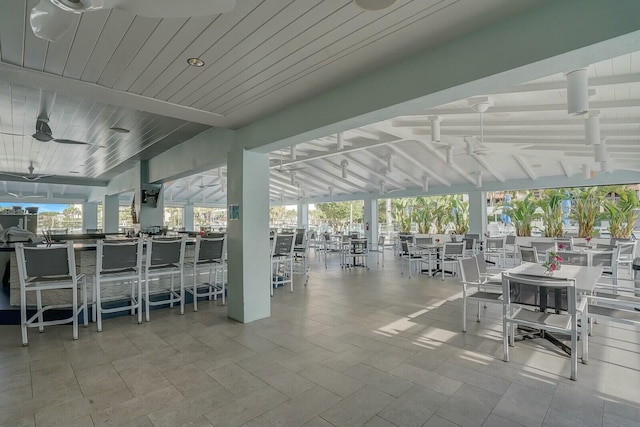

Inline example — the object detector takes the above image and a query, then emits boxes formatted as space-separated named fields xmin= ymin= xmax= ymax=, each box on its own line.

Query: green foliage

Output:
xmin=603 ymin=187 xmax=640 ymax=238
xmin=449 ymin=196 xmax=469 ymax=235
xmin=392 ymin=198 xmax=414 ymax=233
xmin=569 ymin=186 xmax=605 ymax=238
xmin=431 ymin=196 xmax=453 ymax=234
xmin=535 ymin=189 xmax=564 ymax=237
xmin=315 ymin=201 xmax=363 ymax=231
xmin=501 ymin=193 xmax=537 ymax=236
xmin=413 ymin=197 xmax=434 ymax=233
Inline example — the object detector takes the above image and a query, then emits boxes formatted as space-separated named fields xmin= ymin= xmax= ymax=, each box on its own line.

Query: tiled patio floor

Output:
xmin=0 ymin=251 xmax=638 ymax=427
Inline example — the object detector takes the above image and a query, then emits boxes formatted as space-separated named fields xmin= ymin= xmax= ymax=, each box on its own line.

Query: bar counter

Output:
xmin=2 ymin=238 xmax=198 ymax=307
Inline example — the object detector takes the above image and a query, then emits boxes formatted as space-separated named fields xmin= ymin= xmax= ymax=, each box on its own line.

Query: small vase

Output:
xmin=544 ymin=269 xmax=554 ymax=276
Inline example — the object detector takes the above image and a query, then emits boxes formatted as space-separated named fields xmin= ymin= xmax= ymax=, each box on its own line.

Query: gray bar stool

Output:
xmin=16 ymin=241 xmax=88 ymax=346
xmin=94 ymin=238 xmax=144 ymax=331
xmin=144 ymin=236 xmax=186 ymax=321
xmin=186 ymin=234 xmax=226 ymax=311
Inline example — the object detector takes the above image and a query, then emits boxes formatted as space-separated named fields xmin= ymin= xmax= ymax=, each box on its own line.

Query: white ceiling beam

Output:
xmin=410 ymin=99 xmax=640 ymax=118
xmin=385 ymin=145 xmax=451 ymax=187
xmin=560 ymin=161 xmax=572 ymax=177
xmin=470 ymin=154 xmax=505 ymax=183
xmin=393 ymin=117 xmax=640 ymax=128
xmin=494 ymin=72 xmax=640 ymax=95
xmin=414 ymin=128 xmax=640 ymax=138
xmin=342 ymin=153 xmax=407 ymax=189
xmin=317 ymin=159 xmax=372 ymax=193
xmin=270 ymin=138 xmax=398 ymax=169
xmin=514 ymin=155 xmax=538 ymax=180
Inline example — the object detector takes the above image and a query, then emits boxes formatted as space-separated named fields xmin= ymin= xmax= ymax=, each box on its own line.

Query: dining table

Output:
xmin=500 ymin=262 xmax=604 ymax=355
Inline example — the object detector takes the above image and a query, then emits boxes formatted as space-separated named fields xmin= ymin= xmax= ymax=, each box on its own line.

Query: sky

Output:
xmin=0 ymin=203 xmax=72 ymax=213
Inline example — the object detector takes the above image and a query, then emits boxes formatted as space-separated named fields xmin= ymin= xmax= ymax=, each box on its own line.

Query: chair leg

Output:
xmin=570 ymin=326 xmax=577 ymax=381
xmin=582 ymin=309 xmax=589 ymax=365
xmin=36 ymin=290 xmax=44 ymax=332
xmin=179 ymin=270 xmax=185 ymax=315
xmin=82 ymin=277 xmax=88 ymax=327
xmin=96 ymin=278 xmax=102 ymax=332
xmin=193 ymin=268 xmax=199 ymax=312
xmin=145 ymin=278 xmax=150 ymax=322
xmin=20 ymin=285 xmax=28 ymax=346
xmin=72 ymin=280 xmax=78 ymax=340
xmin=136 ymin=276 xmax=142 ymax=324
xmin=462 ymin=290 xmax=467 ymax=333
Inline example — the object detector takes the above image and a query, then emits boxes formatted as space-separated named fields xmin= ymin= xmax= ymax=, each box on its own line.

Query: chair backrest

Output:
xmin=474 ymin=253 xmax=488 ymax=275
xmin=616 ymin=241 xmax=636 ymax=258
xmin=596 ymin=243 xmax=616 ymax=250
xmin=97 ymin=238 xmax=143 ymax=273
xmin=399 ymin=234 xmax=414 ymax=243
xmin=463 ymin=238 xmax=476 ymax=251
xmin=519 ymin=246 xmax=539 ymax=263
xmin=295 ymin=229 xmax=306 ymax=245
xmin=16 ymin=242 xmax=75 ymax=280
xmin=147 ymin=236 xmax=186 ymax=268
xmin=400 ymin=240 xmax=411 ymax=255
xmin=465 ymin=233 xmax=480 ymax=243
xmin=556 ymin=250 xmax=588 ymax=266
xmin=554 ymin=238 xmax=573 ymax=251
xmin=458 ymin=257 xmax=481 ymax=284
xmin=502 ymin=272 xmax=575 ymax=313
xmin=590 ymin=249 xmax=616 ymax=268
xmin=530 ymin=240 xmax=555 ymax=254
xmin=377 ymin=235 xmax=385 ymax=247
xmin=415 ymin=237 xmax=432 ymax=246
xmin=505 ymin=235 xmax=516 ymax=245
xmin=443 ymin=242 xmax=464 ymax=256
xmin=610 ymin=238 xmax=631 ymax=247
xmin=273 ymin=233 xmax=295 ymax=257
xmin=195 ymin=235 xmax=225 ymax=263
xmin=485 ymin=236 xmax=505 ymax=250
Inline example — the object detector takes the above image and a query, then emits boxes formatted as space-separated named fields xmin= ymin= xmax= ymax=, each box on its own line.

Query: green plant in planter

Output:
xmin=569 ymin=186 xmax=604 ymax=238
xmin=536 ymin=189 xmax=564 ymax=237
xmin=431 ymin=196 xmax=453 ymax=234
xmin=500 ymin=192 xmax=537 ymax=237
xmin=392 ymin=198 xmax=414 ymax=234
xmin=449 ymin=196 xmax=469 ymax=235
xmin=603 ymin=187 xmax=640 ymax=238
xmin=413 ymin=197 xmax=435 ymax=234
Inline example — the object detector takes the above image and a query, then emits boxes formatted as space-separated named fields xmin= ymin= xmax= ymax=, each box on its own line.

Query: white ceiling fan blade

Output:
xmin=7 ymin=192 xmax=19 ymax=198
xmin=103 ymin=0 xmax=236 ymax=18
xmin=30 ymin=0 xmax=78 ymax=42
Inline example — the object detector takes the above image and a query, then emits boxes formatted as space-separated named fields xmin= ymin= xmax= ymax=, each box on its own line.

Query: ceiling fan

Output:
xmin=0 ymin=117 xmax=91 ymax=145
xmin=0 ymin=162 xmax=53 ymax=182
xmin=196 ymin=177 xmax=223 ymax=189
xmin=31 ymin=0 xmax=237 ymax=42
xmin=6 ymin=191 xmax=44 ymax=200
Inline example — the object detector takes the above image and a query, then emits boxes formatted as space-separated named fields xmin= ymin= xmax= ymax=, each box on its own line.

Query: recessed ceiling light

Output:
xmin=531 ymin=164 xmax=542 ymax=168
xmin=353 ymin=0 xmax=396 ymax=10
xmin=69 ymin=171 xmax=80 ymax=174
xmin=187 ymin=57 xmax=205 ymax=67
xmin=110 ymin=127 xmax=129 ymax=133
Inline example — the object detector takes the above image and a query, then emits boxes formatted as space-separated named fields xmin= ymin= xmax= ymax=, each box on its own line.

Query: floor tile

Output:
xmin=262 ymin=386 xmax=341 ymax=427
xmin=378 ymin=385 xmax=448 ymax=427
xmin=299 ymin=363 xmax=365 ymax=397
xmin=435 ymin=384 xmax=501 ymax=427
xmin=321 ymin=386 xmax=395 ymax=427
xmin=343 ymin=363 xmax=413 ymax=397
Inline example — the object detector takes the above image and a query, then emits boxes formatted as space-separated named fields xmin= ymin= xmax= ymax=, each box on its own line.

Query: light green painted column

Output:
xmin=363 ymin=198 xmax=378 ymax=243
xmin=82 ymin=202 xmax=98 ymax=232
xmin=138 ymin=161 xmax=164 ymax=230
xmin=184 ymin=203 xmax=194 ymax=231
xmin=469 ymin=191 xmax=487 ymax=237
xmin=297 ymin=202 xmax=308 ymax=229
xmin=226 ymin=147 xmax=270 ymax=323
xmin=103 ymin=195 xmax=119 ymax=233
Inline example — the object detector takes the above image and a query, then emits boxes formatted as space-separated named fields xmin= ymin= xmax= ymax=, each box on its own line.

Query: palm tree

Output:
xmin=603 ymin=187 xmax=640 ymax=238
xmin=569 ymin=186 xmax=604 ymax=238
xmin=501 ymin=192 xmax=537 ymax=236
xmin=536 ymin=189 xmax=564 ymax=237
xmin=449 ymin=196 xmax=469 ymax=235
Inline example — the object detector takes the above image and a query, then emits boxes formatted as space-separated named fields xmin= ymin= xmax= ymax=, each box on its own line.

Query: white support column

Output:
xmin=82 ymin=202 xmax=98 ymax=232
xmin=226 ymin=147 xmax=270 ymax=323
xmin=184 ymin=203 xmax=194 ymax=231
xmin=103 ymin=195 xmax=119 ymax=233
xmin=297 ymin=202 xmax=308 ymax=229
xmin=468 ymin=191 xmax=487 ymax=237
xmin=363 ymin=198 xmax=378 ymax=243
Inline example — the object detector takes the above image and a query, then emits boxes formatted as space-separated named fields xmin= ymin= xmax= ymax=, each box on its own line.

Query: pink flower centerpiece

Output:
xmin=544 ymin=252 xmax=563 ymax=275
xmin=435 ymin=238 xmax=440 ymax=243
